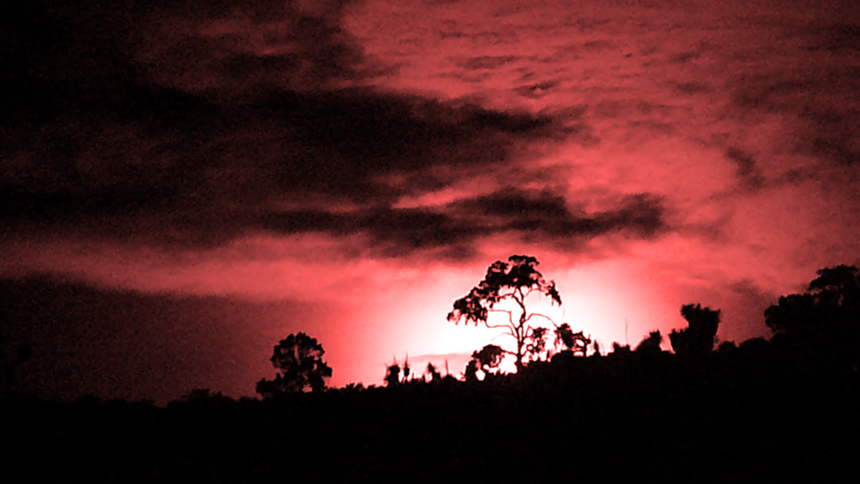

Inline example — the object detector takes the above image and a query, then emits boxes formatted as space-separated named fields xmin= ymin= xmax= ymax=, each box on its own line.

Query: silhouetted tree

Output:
xmin=425 ymin=362 xmax=441 ymax=382
xmin=256 ymin=332 xmax=332 ymax=397
xmin=766 ymin=265 xmax=859 ymax=335
xmin=591 ymin=340 xmax=601 ymax=357
xmin=554 ymin=323 xmax=591 ymax=356
xmin=525 ymin=327 xmax=549 ymax=362
xmin=384 ymin=356 xmax=412 ymax=386
xmin=634 ymin=331 xmax=663 ymax=355
xmin=448 ymin=255 xmax=563 ymax=371
xmin=464 ymin=359 xmax=480 ymax=382
xmin=384 ymin=362 xmax=401 ymax=387
xmin=472 ymin=344 xmax=505 ymax=372
xmin=765 ymin=265 xmax=860 ymax=366
xmin=460 ymin=344 xmax=506 ymax=382
xmin=670 ymin=304 xmax=720 ymax=357
xmin=611 ymin=342 xmax=632 ymax=356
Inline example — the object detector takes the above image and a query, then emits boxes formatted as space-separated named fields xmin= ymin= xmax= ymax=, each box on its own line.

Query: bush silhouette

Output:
xmin=669 ymin=304 xmax=720 ymax=357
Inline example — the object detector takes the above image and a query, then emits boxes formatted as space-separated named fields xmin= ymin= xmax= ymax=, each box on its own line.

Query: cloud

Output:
xmin=257 ymin=187 xmax=665 ymax=259
xmin=1 ymin=0 xmax=575 ymax=254
xmin=1 ymin=85 xmax=568 ymax=249
xmin=725 ymin=146 xmax=764 ymax=190
xmin=461 ymin=188 xmax=665 ymax=238
xmin=136 ymin=0 xmax=373 ymax=95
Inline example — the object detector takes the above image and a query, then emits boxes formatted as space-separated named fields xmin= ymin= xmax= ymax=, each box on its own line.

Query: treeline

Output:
xmin=3 ymin=342 xmax=856 ymax=482
xmin=1 ymin=265 xmax=858 ymax=481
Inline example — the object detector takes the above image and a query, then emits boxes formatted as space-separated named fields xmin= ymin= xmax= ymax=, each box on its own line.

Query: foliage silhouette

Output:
xmin=634 ymin=330 xmax=663 ymax=355
xmin=473 ymin=344 xmax=505 ymax=371
xmin=384 ymin=362 xmax=401 ymax=387
xmin=425 ymin=362 xmax=442 ymax=382
xmin=765 ymin=265 xmax=860 ymax=368
xmin=384 ymin=356 xmax=412 ymax=386
xmin=448 ymin=255 xmax=563 ymax=370
xmin=525 ymin=327 xmax=549 ymax=362
xmin=669 ymin=304 xmax=720 ymax=357
xmin=554 ymin=323 xmax=591 ymax=356
xmin=256 ymin=332 xmax=332 ymax=397
xmin=611 ymin=342 xmax=632 ymax=357
xmin=766 ymin=265 xmax=859 ymax=335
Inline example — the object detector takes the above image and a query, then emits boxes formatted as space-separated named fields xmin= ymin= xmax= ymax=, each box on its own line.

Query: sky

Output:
xmin=1 ymin=0 xmax=858 ymax=404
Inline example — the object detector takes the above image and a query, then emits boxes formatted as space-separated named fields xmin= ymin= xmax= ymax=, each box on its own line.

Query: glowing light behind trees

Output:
xmin=1 ymin=0 xmax=857 ymax=401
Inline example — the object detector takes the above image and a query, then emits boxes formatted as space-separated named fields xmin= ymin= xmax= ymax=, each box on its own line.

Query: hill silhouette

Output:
xmin=2 ymin=265 xmax=859 ymax=481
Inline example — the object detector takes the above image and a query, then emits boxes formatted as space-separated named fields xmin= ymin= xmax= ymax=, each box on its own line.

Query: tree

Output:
xmin=384 ymin=356 xmax=411 ymax=387
xmin=464 ymin=344 xmax=506 ymax=382
xmin=525 ymin=327 xmax=549 ymax=362
xmin=766 ymin=265 xmax=860 ymax=337
xmin=554 ymin=323 xmax=591 ymax=356
xmin=669 ymin=304 xmax=720 ymax=357
xmin=448 ymin=255 xmax=563 ymax=371
xmin=472 ymin=344 xmax=505 ymax=372
xmin=256 ymin=332 xmax=332 ymax=397
xmin=634 ymin=330 xmax=663 ymax=355
xmin=384 ymin=362 xmax=401 ymax=387
xmin=765 ymin=265 xmax=860 ymax=366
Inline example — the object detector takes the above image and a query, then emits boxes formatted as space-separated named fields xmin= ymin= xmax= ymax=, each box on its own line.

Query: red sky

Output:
xmin=1 ymin=0 xmax=858 ymax=403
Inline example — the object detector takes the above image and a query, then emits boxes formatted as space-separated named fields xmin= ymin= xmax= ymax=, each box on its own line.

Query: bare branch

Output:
xmin=523 ymin=312 xmax=558 ymax=326
xmin=447 ymin=254 xmax=566 ymax=372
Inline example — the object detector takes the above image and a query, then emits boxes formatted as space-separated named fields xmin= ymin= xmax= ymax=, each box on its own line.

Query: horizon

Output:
xmin=1 ymin=0 xmax=858 ymax=404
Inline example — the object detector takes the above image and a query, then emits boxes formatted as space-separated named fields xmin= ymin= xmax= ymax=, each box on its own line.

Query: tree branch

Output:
xmin=523 ymin=312 xmax=558 ymax=326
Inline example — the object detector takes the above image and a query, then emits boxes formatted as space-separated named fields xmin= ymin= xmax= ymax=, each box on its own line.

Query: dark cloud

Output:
xmin=0 ymin=0 xmax=370 ymax=121
xmin=806 ymin=23 xmax=860 ymax=53
xmin=725 ymin=146 xmax=764 ymax=189
xmin=0 ymin=0 xmax=655 ymax=260
xmin=800 ymin=108 xmax=860 ymax=166
xmin=672 ymin=82 xmax=710 ymax=95
xmin=728 ymin=30 xmax=859 ymax=169
xmin=2 ymin=0 xmax=577 ymax=250
xmin=458 ymin=188 xmax=665 ymax=240
xmin=514 ymin=80 xmax=560 ymax=99
xmin=259 ymin=188 xmax=665 ymax=256
xmin=261 ymin=207 xmax=483 ymax=254
xmin=137 ymin=0 xmax=372 ymax=96
xmin=462 ymin=56 xmax=519 ymax=70
xmin=2 ymin=85 xmax=565 ymax=250
xmin=0 ymin=0 xmax=144 ymax=126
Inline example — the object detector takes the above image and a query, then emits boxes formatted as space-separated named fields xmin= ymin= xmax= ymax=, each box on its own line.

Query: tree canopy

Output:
xmin=669 ymin=304 xmax=720 ymax=357
xmin=447 ymin=255 xmax=564 ymax=371
xmin=766 ymin=265 xmax=860 ymax=336
xmin=765 ymin=265 xmax=860 ymax=367
xmin=256 ymin=332 xmax=332 ymax=397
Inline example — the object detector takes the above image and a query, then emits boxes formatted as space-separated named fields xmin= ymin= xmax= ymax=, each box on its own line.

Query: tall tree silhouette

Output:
xmin=448 ymin=255 xmax=563 ymax=371
xmin=669 ymin=304 xmax=720 ymax=357
xmin=256 ymin=333 xmax=332 ymax=397
xmin=765 ymin=265 xmax=860 ymax=366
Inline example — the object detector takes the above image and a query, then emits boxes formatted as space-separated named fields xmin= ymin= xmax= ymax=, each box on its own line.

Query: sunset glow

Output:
xmin=1 ymin=0 xmax=858 ymax=403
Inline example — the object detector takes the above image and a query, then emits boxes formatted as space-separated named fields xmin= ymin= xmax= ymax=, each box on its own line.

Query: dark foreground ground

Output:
xmin=2 ymin=353 xmax=858 ymax=483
